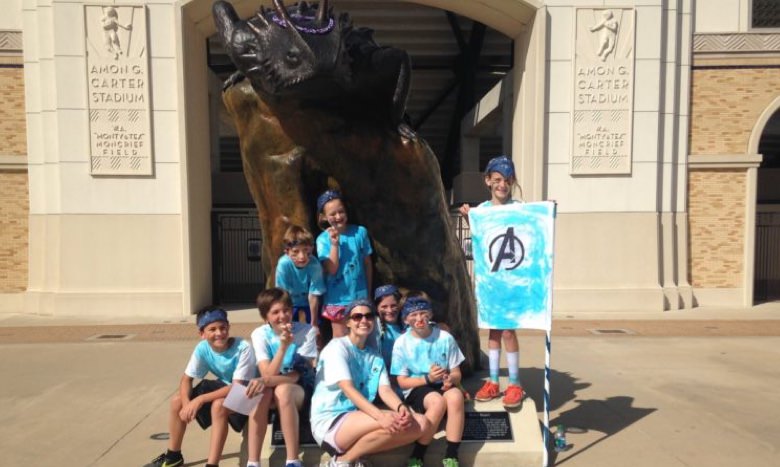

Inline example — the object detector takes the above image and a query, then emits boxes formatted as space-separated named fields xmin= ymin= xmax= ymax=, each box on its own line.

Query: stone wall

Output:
xmin=0 ymin=44 xmax=29 ymax=293
xmin=690 ymin=66 xmax=780 ymax=154
xmin=0 ymin=172 xmax=29 ymax=292
xmin=687 ymin=169 xmax=745 ymax=288
xmin=0 ymin=65 xmax=26 ymax=155
xmin=687 ymin=59 xmax=780 ymax=291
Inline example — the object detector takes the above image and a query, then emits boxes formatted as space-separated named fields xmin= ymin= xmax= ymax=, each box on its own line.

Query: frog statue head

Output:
xmin=213 ymin=0 xmax=352 ymax=98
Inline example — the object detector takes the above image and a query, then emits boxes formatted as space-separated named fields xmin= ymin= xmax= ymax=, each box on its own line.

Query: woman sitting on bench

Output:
xmin=309 ymin=299 xmax=430 ymax=467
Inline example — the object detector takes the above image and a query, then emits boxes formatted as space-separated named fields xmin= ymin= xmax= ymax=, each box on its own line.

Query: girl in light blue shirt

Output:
xmin=310 ymin=300 xmax=428 ymax=466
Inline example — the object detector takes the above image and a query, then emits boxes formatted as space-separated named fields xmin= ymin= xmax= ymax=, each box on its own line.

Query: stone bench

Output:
xmin=251 ymin=389 xmax=543 ymax=467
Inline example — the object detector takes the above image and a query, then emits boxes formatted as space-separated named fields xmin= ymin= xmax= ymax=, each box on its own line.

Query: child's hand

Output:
xmin=458 ymin=203 xmax=470 ymax=217
xmin=327 ymin=227 xmax=339 ymax=245
xmin=245 ymin=377 xmax=266 ymax=397
xmin=394 ymin=407 xmax=413 ymax=431
xmin=377 ymin=411 xmax=399 ymax=433
xmin=429 ymin=364 xmax=448 ymax=383
xmin=441 ymin=373 xmax=454 ymax=391
xmin=179 ymin=398 xmax=202 ymax=423
xmin=279 ymin=323 xmax=293 ymax=345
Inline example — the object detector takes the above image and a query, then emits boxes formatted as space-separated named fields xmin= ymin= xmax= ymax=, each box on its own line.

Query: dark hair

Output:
xmin=256 ymin=288 xmax=293 ymax=320
xmin=374 ymin=286 xmax=402 ymax=335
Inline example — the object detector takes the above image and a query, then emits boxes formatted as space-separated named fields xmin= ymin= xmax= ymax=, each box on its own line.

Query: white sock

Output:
xmin=507 ymin=351 xmax=520 ymax=385
xmin=489 ymin=348 xmax=500 ymax=382
xmin=246 ymin=462 xmax=259 ymax=467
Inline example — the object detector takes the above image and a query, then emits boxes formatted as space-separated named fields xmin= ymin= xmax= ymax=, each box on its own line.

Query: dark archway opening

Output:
xmin=755 ymin=110 xmax=780 ymax=303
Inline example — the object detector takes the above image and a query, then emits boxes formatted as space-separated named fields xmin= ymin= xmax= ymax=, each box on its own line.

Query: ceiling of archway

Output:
xmin=200 ymin=0 xmax=523 ymax=184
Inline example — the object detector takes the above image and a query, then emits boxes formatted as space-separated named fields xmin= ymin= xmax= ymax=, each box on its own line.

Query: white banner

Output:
xmin=469 ymin=202 xmax=556 ymax=331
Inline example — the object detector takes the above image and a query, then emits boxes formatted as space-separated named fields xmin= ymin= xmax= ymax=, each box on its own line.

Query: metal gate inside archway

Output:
xmin=212 ymin=210 xmax=265 ymax=304
xmin=754 ymin=110 xmax=780 ymax=303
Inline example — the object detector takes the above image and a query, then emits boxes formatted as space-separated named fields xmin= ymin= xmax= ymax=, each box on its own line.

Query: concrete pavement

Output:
xmin=1 ymin=304 xmax=780 ymax=466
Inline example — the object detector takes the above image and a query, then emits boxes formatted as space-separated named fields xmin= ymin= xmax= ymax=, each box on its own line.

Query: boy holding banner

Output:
xmin=459 ymin=155 xmax=525 ymax=408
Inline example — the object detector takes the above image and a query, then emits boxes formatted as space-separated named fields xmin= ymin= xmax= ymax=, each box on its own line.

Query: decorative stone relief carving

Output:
xmin=84 ymin=5 xmax=153 ymax=176
xmin=0 ymin=31 xmax=23 ymax=53
xmin=693 ymin=33 xmax=780 ymax=53
xmin=571 ymin=8 xmax=635 ymax=175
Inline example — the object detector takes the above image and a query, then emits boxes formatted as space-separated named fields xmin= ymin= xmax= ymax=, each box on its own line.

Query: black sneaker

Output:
xmin=145 ymin=452 xmax=183 ymax=467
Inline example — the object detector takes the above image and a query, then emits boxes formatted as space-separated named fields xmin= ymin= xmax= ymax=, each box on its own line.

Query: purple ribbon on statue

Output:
xmin=270 ymin=12 xmax=335 ymax=35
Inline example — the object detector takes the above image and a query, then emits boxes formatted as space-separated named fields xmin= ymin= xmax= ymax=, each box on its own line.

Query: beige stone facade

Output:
xmin=0 ymin=172 xmax=28 ymax=292
xmin=690 ymin=66 xmax=780 ymax=155
xmin=687 ymin=53 xmax=780 ymax=300
xmin=687 ymin=169 xmax=745 ymax=288
xmin=0 ymin=66 xmax=26 ymax=155
xmin=0 ymin=1 xmax=778 ymax=317
xmin=0 ymin=51 xmax=28 ymax=294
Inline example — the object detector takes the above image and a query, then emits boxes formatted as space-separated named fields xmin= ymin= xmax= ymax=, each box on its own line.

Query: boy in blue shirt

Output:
xmin=275 ymin=225 xmax=326 ymax=329
xmin=146 ymin=307 xmax=256 ymax=467
xmin=392 ymin=294 xmax=466 ymax=467
xmin=245 ymin=288 xmax=318 ymax=467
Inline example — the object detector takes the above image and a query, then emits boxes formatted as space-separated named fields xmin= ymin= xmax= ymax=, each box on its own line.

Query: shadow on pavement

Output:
xmin=518 ymin=367 xmax=656 ymax=465
xmin=548 ymin=395 xmax=656 ymax=465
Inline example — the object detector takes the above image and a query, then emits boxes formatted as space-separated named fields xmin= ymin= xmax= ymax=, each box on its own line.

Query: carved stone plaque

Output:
xmin=571 ymin=8 xmax=635 ymax=175
xmin=84 ymin=5 xmax=153 ymax=176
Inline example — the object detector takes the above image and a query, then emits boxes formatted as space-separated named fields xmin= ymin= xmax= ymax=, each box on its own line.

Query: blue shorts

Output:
xmin=294 ymin=305 xmax=313 ymax=324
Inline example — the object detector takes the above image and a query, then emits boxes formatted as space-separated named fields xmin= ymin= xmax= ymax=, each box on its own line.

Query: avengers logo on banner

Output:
xmin=469 ymin=202 xmax=556 ymax=331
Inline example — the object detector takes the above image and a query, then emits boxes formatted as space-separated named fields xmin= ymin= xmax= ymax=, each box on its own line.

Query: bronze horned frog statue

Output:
xmin=213 ymin=0 xmax=479 ymax=372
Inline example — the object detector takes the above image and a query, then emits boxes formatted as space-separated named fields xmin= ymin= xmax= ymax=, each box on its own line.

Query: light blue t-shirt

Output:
xmin=390 ymin=327 xmax=465 ymax=397
xmin=316 ymin=224 xmax=372 ymax=305
xmin=378 ymin=322 xmax=405 ymax=371
xmin=275 ymin=254 xmax=326 ymax=308
xmin=310 ymin=336 xmax=389 ymax=445
xmin=478 ymin=199 xmax=519 ymax=208
xmin=184 ymin=338 xmax=256 ymax=385
xmin=250 ymin=322 xmax=318 ymax=373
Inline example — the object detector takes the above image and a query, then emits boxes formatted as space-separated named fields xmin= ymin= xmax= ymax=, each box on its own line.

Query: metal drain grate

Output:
xmin=86 ymin=334 xmax=135 ymax=341
xmin=588 ymin=328 xmax=634 ymax=335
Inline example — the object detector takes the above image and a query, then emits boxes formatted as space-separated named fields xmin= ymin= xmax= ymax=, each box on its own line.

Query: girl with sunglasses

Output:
xmin=310 ymin=300 xmax=429 ymax=467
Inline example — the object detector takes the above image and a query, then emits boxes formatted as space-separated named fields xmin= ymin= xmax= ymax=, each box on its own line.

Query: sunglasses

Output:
xmin=349 ymin=312 xmax=376 ymax=322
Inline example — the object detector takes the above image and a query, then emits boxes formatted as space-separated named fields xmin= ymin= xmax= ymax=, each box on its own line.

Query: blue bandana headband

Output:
xmin=401 ymin=297 xmax=432 ymax=319
xmin=374 ymin=284 xmax=399 ymax=301
xmin=317 ymin=189 xmax=342 ymax=213
xmin=346 ymin=299 xmax=374 ymax=315
xmin=197 ymin=308 xmax=228 ymax=330
xmin=485 ymin=155 xmax=515 ymax=179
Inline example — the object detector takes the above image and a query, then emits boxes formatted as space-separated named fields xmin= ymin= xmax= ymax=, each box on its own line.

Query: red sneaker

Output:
xmin=502 ymin=384 xmax=525 ymax=408
xmin=474 ymin=381 xmax=500 ymax=401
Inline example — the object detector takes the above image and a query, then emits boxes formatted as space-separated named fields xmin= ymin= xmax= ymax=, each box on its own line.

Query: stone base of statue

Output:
xmin=246 ymin=375 xmax=544 ymax=467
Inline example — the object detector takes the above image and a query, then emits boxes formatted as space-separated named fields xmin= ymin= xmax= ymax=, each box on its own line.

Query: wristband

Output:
xmin=424 ymin=374 xmax=431 ymax=385
xmin=396 ymin=402 xmax=406 ymax=412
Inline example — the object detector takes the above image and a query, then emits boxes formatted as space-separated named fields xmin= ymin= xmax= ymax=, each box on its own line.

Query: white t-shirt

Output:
xmin=184 ymin=337 xmax=256 ymax=385
xmin=390 ymin=327 xmax=465 ymax=397
xmin=309 ymin=336 xmax=389 ymax=445
xmin=250 ymin=322 xmax=318 ymax=373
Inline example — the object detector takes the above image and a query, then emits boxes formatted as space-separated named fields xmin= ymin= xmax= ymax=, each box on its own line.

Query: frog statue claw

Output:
xmin=213 ymin=0 xmax=479 ymax=373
